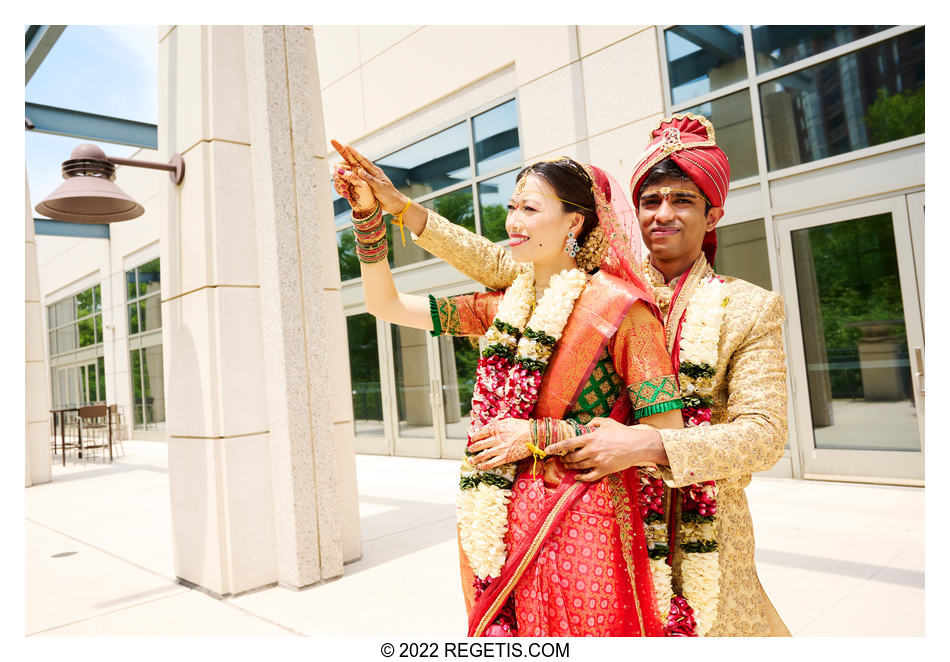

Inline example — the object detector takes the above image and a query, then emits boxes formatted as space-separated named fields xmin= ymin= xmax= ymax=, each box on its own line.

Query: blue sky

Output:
xmin=26 ymin=26 xmax=158 ymax=217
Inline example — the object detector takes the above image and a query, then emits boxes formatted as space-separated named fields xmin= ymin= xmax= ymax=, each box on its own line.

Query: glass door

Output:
xmin=778 ymin=196 xmax=924 ymax=483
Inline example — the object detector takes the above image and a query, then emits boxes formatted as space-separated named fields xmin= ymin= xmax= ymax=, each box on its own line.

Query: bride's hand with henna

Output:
xmin=331 ymin=139 xmax=408 ymax=215
xmin=467 ymin=418 xmax=532 ymax=470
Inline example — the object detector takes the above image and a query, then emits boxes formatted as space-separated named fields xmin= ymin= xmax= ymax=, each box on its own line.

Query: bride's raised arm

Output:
xmin=330 ymin=140 xmax=430 ymax=331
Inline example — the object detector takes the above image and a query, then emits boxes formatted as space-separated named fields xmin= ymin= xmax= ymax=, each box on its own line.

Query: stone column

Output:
xmin=26 ymin=169 xmax=52 ymax=487
xmin=243 ymin=25 xmax=361 ymax=586
xmin=158 ymin=25 xmax=360 ymax=597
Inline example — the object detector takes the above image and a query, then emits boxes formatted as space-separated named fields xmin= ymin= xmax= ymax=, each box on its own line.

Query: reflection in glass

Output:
xmin=79 ymin=364 xmax=89 ymax=405
xmin=791 ymin=213 xmax=918 ymax=451
xmin=752 ymin=25 xmax=893 ymax=73
xmin=141 ymin=296 xmax=162 ymax=333
xmin=127 ymin=270 xmax=138 ymax=301
xmin=138 ymin=258 xmax=161 ymax=297
xmin=128 ymin=302 xmax=139 ymax=335
xmin=477 ymin=170 xmax=518 ymax=243
xmin=95 ymin=314 xmax=102 ymax=344
xmin=78 ymin=318 xmax=95 ymax=347
xmin=682 ymin=90 xmax=757 ymax=181
xmin=666 ymin=25 xmax=746 ymax=104
xmin=392 ymin=325 xmax=433 ymax=439
xmin=130 ymin=349 xmax=143 ymax=425
xmin=143 ymin=345 xmax=165 ymax=427
xmin=53 ymin=299 xmax=73 ymax=328
xmin=760 ymin=29 xmax=923 ymax=170
xmin=439 ymin=335 xmax=478 ymax=443
xmin=474 ymin=100 xmax=521 ymax=175
xmin=94 ymin=284 xmax=101 ymax=312
xmin=378 ymin=122 xmax=471 ymax=197
xmin=97 ymin=356 xmax=106 ymax=402
xmin=714 ymin=220 xmax=772 ymax=290
xmin=337 ymin=227 xmax=361 ymax=281
xmin=347 ymin=314 xmax=384 ymax=437
xmin=76 ymin=288 xmax=93 ymax=318
xmin=57 ymin=326 xmax=76 ymax=353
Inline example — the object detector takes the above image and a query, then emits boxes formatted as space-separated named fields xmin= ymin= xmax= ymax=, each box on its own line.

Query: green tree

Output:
xmin=866 ymin=87 xmax=924 ymax=145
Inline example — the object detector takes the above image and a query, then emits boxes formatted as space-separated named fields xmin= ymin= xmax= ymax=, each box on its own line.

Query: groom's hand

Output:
xmin=546 ymin=418 xmax=666 ymax=482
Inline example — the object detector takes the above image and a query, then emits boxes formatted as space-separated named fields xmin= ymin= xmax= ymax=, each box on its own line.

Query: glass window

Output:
xmin=127 ymin=270 xmax=138 ymax=301
xmin=131 ymin=349 xmax=144 ymax=426
xmin=140 ymin=296 xmax=162 ymax=333
xmin=138 ymin=258 xmax=161 ymax=297
xmin=97 ymin=356 xmax=106 ymax=402
xmin=713 ymin=220 xmax=772 ymax=290
xmin=142 ymin=345 xmax=165 ymax=427
xmin=681 ymin=89 xmax=758 ymax=180
xmin=474 ymin=99 xmax=521 ymax=175
xmin=337 ymin=228 xmax=361 ymax=281
xmin=477 ymin=170 xmax=518 ymax=243
xmin=76 ymin=288 xmax=93 ymax=318
xmin=752 ymin=25 xmax=894 ymax=73
xmin=666 ymin=25 xmax=746 ymax=104
xmin=347 ymin=314 xmax=384 ymax=437
xmin=78 ymin=318 xmax=95 ymax=347
xmin=127 ymin=259 xmax=163 ymax=335
xmin=421 ymin=187 xmax=475 ymax=235
xmin=377 ymin=122 xmax=471 ymax=197
xmin=760 ymin=29 xmax=924 ymax=170
xmin=439 ymin=335 xmax=478 ymax=444
xmin=128 ymin=302 xmax=140 ymax=335
xmin=791 ymin=213 xmax=918 ymax=452
xmin=391 ymin=325 xmax=434 ymax=439
xmin=337 ymin=99 xmax=521 ymax=281
xmin=56 ymin=326 xmax=76 ymax=353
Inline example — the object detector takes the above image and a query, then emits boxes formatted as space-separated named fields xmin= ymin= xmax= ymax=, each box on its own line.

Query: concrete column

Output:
xmin=26 ymin=169 xmax=52 ymax=487
xmin=158 ymin=25 xmax=360 ymax=597
xmin=243 ymin=25 xmax=361 ymax=586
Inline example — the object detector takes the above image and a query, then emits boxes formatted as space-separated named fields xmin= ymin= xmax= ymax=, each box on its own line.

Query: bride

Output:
xmin=332 ymin=143 xmax=684 ymax=636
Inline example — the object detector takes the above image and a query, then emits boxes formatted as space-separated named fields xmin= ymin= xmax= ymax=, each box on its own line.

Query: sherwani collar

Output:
xmin=645 ymin=253 xmax=714 ymax=355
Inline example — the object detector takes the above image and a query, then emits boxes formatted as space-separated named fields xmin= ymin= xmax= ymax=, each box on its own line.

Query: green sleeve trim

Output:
xmin=428 ymin=294 xmax=442 ymax=337
xmin=634 ymin=398 xmax=683 ymax=420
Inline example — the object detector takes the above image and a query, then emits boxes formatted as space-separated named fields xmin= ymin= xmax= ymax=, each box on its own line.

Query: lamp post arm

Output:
xmin=107 ymin=153 xmax=185 ymax=184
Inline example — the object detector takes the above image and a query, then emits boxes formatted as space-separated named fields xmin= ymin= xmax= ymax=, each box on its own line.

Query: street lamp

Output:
xmin=35 ymin=143 xmax=185 ymax=223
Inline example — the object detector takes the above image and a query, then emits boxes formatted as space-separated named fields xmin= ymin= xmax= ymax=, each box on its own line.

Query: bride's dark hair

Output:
xmin=515 ymin=158 xmax=599 ymax=244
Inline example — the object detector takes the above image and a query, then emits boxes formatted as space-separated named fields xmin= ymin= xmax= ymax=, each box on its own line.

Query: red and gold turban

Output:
xmin=630 ymin=114 xmax=730 ymax=262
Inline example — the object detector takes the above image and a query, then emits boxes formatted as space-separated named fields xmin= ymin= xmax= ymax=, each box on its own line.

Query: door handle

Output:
xmin=913 ymin=346 xmax=925 ymax=397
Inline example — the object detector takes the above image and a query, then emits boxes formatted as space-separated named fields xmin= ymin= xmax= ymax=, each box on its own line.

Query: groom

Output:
xmin=339 ymin=114 xmax=790 ymax=636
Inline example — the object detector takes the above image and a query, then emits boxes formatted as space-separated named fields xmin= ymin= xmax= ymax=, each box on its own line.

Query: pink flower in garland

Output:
xmin=638 ymin=472 xmax=666 ymax=519
xmin=682 ymin=480 xmax=718 ymax=517
xmin=665 ymin=595 xmax=697 ymax=636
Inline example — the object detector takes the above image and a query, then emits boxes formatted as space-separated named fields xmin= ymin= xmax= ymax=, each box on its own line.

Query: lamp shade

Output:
xmin=35 ymin=144 xmax=145 ymax=223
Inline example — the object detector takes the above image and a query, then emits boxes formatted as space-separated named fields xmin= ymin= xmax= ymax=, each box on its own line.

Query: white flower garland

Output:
xmin=645 ymin=273 xmax=726 ymax=636
xmin=458 ymin=268 xmax=588 ymax=579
